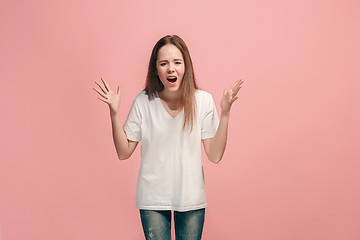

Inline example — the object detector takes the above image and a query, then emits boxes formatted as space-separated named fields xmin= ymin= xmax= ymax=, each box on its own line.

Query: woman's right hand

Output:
xmin=93 ymin=78 xmax=121 ymax=114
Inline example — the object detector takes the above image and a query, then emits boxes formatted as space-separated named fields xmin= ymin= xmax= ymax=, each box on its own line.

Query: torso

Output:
xmin=159 ymin=98 xmax=182 ymax=118
xmin=122 ymin=90 xmax=220 ymax=211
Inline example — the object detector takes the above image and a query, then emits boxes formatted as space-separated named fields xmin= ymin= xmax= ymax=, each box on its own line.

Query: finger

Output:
xmin=100 ymin=77 xmax=110 ymax=92
xmin=232 ymin=79 xmax=242 ymax=89
xmin=97 ymin=96 xmax=109 ymax=104
xmin=93 ymin=87 xmax=108 ymax=99
xmin=231 ymin=80 xmax=239 ymax=89
xmin=230 ymin=82 xmax=240 ymax=96
xmin=230 ymin=96 xmax=239 ymax=104
xmin=232 ymin=85 xmax=242 ymax=96
xmin=232 ymin=80 xmax=243 ymax=95
xmin=232 ymin=79 xmax=243 ymax=91
xmin=223 ymin=89 xmax=228 ymax=96
xmin=95 ymin=81 xmax=107 ymax=94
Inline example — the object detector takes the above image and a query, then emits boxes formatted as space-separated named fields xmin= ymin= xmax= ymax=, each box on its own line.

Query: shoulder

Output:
xmin=134 ymin=90 xmax=148 ymax=100
xmin=195 ymin=89 xmax=217 ymax=115
xmin=132 ymin=91 xmax=151 ymax=105
xmin=195 ymin=89 xmax=215 ymax=103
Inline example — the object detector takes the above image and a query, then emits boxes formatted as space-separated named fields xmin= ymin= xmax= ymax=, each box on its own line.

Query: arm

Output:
xmin=110 ymin=111 xmax=138 ymax=160
xmin=202 ymin=79 xmax=244 ymax=164
xmin=93 ymin=77 xmax=138 ymax=160
xmin=202 ymin=112 xmax=229 ymax=163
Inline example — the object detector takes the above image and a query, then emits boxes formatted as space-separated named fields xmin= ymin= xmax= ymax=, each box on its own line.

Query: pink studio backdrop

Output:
xmin=1 ymin=0 xmax=359 ymax=239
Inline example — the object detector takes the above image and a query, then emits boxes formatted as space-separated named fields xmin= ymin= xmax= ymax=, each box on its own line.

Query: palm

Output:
xmin=220 ymin=79 xmax=243 ymax=113
xmin=93 ymin=78 xmax=121 ymax=113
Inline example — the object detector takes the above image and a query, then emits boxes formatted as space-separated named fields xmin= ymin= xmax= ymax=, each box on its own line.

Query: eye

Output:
xmin=160 ymin=63 xmax=166 ymax=66
xmin=175 ymin=62 xmax=182 ymax=65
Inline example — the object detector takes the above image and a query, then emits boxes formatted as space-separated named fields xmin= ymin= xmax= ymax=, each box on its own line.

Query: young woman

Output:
xmin=93 ymin=35 xmax=243 ymax=239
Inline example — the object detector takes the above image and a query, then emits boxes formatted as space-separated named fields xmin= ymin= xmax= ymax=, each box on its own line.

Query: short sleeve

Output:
xmin=201 ymin=93 xmax=219 ymax=140
xmin=123 ymin=99 xmax=142 ymax=142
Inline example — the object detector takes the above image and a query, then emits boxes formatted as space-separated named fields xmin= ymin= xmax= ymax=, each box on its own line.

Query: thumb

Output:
xmin=117 ymin=85 xmax=121 ymax=94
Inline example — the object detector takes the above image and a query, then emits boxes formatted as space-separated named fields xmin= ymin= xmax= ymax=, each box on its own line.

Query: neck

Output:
xmin=159 ymin=89 xmax=181 ymax=103
xmin=158 ymin=90 xmax=182 ymax=110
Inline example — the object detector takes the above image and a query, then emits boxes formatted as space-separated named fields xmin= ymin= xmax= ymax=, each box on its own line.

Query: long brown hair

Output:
xmin=145 ymin=35 xmax=198 ymax=131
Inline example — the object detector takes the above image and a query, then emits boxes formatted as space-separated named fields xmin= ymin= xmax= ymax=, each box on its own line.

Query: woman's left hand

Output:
xmin=220 ymin=79 xmax=244 ymax=114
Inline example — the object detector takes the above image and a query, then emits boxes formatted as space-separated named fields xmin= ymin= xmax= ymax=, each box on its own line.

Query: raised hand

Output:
xmin=93 ymin=78 xmax=121 ymax=114
xmin=220 ymin=79 xmax=244 ymax=114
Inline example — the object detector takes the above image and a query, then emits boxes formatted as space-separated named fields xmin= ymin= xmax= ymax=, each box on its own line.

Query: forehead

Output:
xmin=157 ymin=44 xmax=183 ymax=60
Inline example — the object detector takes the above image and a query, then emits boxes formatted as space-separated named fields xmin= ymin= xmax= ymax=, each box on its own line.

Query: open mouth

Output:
xmin=167 ymin=77 xmax=177 ymax=83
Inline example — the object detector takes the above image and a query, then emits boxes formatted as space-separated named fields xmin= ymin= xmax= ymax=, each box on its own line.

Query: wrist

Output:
xmin=221 ymin=110 xmax=230 ymax=118
xmin=110 ymin=109 xmax=120 ymax=117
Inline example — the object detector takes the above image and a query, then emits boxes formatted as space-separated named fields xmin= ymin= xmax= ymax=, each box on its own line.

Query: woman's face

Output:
xmin=156 ymin=44 xmax=185 ymax=94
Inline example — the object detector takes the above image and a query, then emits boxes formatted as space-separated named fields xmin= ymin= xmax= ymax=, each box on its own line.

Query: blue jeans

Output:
xmin=139 ymin=208 xmax=205 ymax=240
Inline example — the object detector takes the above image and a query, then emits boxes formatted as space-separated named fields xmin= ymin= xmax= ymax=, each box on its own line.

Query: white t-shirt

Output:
xmin=123 ymin=89 xmax=219 ymax=212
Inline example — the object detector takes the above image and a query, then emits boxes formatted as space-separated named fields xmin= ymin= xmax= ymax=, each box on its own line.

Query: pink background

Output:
xmin=1 ymin=0 xmax=359 ymax=239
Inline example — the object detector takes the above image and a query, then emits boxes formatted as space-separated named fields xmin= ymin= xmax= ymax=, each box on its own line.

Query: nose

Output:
xmin=167 ymin=63 xmax=175 ymax=72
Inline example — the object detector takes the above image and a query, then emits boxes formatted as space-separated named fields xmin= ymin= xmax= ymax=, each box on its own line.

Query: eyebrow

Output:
xmin=158 ymin=59 xmax=183 ymax=62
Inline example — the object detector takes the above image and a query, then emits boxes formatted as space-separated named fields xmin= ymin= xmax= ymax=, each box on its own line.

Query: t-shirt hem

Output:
xmin=126 ymin=136 xmax=140 ymax=142
xmin=201 ymin=134 xmax=216 ymax=140
xmin=136 ymin=203 xmax=207 ymax=212
xmin=123 ymin=130 xmax=140 ymax=142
